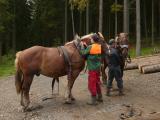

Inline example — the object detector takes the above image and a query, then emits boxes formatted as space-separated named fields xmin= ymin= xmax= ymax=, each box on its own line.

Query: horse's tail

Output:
xmin=15 ymin=51 xmax=23 ymax=94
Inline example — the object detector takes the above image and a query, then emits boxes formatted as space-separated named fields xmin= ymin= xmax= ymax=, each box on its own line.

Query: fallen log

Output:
xmin=142 ymin=64 xmax=160 ymax=74
xmin=133 ymin=55 xmax=160 ymax=63
xmin=125 ymin=63 xmax=138 ymax=70
xmin=138 ymin=60 xmax=160 ymax=72
xmin=135 ymin=56 xmax=160 ymax=64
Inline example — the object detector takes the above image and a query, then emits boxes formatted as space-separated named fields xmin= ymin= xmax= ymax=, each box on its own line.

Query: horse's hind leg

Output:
xmin=101 ymin=63 xmax=107 ymax=85
xmin=52 ymin=78 xmax=56 ymax=95
xmin=21 ymin=74 xmax=34 ymax=110
xmin=52 ymin=78 xmax=59 ymax=95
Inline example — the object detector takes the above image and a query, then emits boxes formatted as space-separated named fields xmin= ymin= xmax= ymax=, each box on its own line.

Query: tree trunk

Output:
xmin=0 ymin=40 xmax=2 ymax=62
xmin=99 ymin=0 xmax=103 ymax=33
xmin=143 ymin=0 xmax=148 ymax=41
xmin=64 ymin=0 xmax=68 ymax=43
xmin=12 ymin=0 xmax=16 ymax=54
xmin=136 ymin=0 xmax=141 ymax=56
xmin=152 ymin=0 xmax=154 ymax=46
xmin=123 ymin=0 xmax=129 ymax=33
xmin=115 ymin=0 xmax=117 ymax=36
xmin=109 ymin=15 xmax=111 ymax=38
xmin=79 ymin=12 xmax=82 ymax=35
xmin=159 ymin=1 xmax=160 ymax=38
xmin=71 ymin=3 xmax=75 ymax=37
xmin=86 ymin=0 xmax=89 ymax=34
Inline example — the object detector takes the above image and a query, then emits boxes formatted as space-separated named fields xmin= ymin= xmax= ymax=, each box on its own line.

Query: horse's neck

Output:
xmin=65 ymin=41 xmax=73 ymax=46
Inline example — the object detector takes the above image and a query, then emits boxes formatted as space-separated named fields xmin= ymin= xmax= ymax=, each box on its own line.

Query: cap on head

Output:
xmin=91 ymin=33 xmax=99 ymax=42
xmin=109 ymin=39 xmax=115 ymax=45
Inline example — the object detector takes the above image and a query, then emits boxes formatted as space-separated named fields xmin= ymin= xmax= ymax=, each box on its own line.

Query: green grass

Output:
xmin=129 ymin=44 xmax=160 ymax=58
xmin=0 ymin=43 xmax=159 ymax=77
xmin=0 ymin=54 xmax=15 ymax=77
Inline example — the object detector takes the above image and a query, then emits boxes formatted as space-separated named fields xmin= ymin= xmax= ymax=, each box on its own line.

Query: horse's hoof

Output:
xmin=20 ymin=101 xmax=24 ymax=106
xmin=18 ymin=106 xmax=25 ymax=112
xmin=64 ymin=100 xmax=72 ymax=104
xmin=71 ymin=97 xmax=76 ymax=101
xmin=64 ymin=101 xmax=72 ymax=104
xmin=21 ymin=106 xmax=28 ymax=112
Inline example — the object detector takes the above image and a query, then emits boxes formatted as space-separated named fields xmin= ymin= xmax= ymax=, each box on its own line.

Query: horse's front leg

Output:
xmin=65 ymin=70 xmax=79 ymax=104
xmin=65 ymin=80 xmax=73 ymax=104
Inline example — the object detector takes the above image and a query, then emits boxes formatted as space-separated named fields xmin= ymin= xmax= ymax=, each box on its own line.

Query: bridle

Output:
xmin=65 ymin=35 xmax=84 ymax=64
xmin=116 ymin=36 xmax=131 ymax=65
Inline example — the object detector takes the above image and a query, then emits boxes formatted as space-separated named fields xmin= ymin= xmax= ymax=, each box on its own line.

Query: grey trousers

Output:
xmin=107 ymin=66 xmax=123 ymax=89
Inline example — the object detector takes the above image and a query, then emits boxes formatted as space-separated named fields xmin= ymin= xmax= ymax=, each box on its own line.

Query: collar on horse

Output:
xmin=57 ymin=37 xmax=82 ymax=80
xmin=57 ymin=46 xmax=72 ymax=80
xmin=58 ymin=46 xmax=71 ymax=66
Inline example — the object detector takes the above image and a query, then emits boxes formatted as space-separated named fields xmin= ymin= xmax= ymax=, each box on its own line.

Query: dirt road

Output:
xmin=0 ymin=70 xmax=160 ymax=120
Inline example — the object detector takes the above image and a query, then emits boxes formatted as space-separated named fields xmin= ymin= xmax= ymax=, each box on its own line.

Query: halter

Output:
xmin=120 ymin=45 xmax=128 ymax=49
xmin=116 ymin=34 xmax=131 ymax=64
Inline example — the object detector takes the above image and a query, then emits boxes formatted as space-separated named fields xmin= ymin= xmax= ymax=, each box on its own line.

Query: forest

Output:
xmin=0 ymin=0 xmax=160 ymax=61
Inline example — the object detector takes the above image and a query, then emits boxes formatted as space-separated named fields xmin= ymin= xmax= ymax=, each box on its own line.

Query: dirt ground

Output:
xmin=0 ymin=69 xmax=160 ymax=120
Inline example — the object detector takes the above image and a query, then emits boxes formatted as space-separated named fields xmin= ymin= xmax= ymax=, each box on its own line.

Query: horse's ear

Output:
xmin=117 ymin=33 xmax=120 ymax=37
xmin=74 ymin=34 xmax=81 ymax=42
xmin=97 ymin=32 xmax=104 ymax=40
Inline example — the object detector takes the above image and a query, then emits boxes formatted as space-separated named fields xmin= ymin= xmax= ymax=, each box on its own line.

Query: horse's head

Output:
xmin=72 ymin=34 xmax=83 ymax=50
xmin=80 ymin=33 xmax=93 ymax=46
xmin=116 ymin=33 xmax=131 ymax=63
xmin=80 ymin=32 xmax=107 ymax=51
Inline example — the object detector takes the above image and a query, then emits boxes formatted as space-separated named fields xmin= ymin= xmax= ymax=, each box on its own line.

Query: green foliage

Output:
xmin=111 ymin=3 xmax=123 ymax=13
xmin=0 ymin=0 xmax=13 ymax=33
xmin=30 ymin=0 xmax=64 ymax=46
xmin=0 ymin=54 xmax=15 ymax=77
xmin=69 ymin=0 xmax=88 ymax=11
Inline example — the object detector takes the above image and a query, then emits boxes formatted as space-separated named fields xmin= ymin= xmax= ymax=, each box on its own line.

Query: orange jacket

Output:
xmin=90 ymin=43 xmax=101 ymax=54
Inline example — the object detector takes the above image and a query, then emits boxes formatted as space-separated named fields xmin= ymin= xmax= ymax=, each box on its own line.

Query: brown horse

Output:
xmin=15 ymin=35 xmax=85 ymax=110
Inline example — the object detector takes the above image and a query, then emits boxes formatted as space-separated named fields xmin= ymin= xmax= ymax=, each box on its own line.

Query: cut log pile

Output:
xmin=125 ymin=54 xmax=160 ymax=74
xmin=125 ymin=63 xmax=138 ymax=70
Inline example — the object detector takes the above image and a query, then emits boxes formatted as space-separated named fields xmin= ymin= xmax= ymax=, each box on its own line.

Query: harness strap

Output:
xmin=60 ymin=46 xmax=71 ymax=66
xmin=58 ymin=46 xmax=72 ymax=80
xmin=73 ymin=40 xmax=81 ymax=55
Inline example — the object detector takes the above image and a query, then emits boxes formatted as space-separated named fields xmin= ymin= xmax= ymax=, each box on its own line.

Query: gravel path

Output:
xmin=0 ymin=70 xmax=160 ymax=120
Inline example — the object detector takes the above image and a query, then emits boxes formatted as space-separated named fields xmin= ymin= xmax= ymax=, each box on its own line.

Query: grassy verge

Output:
xmin=0 ymin=44 xmax=159 ymax=77
xmin=0 ymin=54 xmax=15 ymax=77
xmin=129 ymin=44 xmax=160 ymax=58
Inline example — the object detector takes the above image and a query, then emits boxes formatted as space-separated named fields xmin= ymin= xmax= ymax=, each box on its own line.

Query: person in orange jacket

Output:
xmin=81 ymin=33 xmax=103 ymax=105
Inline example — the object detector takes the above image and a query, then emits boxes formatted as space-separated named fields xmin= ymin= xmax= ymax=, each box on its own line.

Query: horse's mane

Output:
xmin=81 ymin=33 xmax=93 ymax=40
xmin=65 ymin=34 xmax=81 ymax=46
xmin=65 ymin=41 xmax=73 ymax=45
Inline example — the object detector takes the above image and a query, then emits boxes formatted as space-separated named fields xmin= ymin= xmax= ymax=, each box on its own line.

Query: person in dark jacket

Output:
xmin=105 ymin=39 xmax=124 ymax=96
xmin=80 ymin=33 xmax=103 ymax=105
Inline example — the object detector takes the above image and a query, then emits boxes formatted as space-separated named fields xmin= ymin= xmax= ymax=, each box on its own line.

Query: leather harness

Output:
xmin=57 ymin=40 xmax=81 ymax=80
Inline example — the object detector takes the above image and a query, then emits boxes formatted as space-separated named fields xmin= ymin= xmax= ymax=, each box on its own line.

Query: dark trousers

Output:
xmin=107 ymin=66 xmax=123 ymax=89
xmin=88 ymin=70 xmax=101 ymax=96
